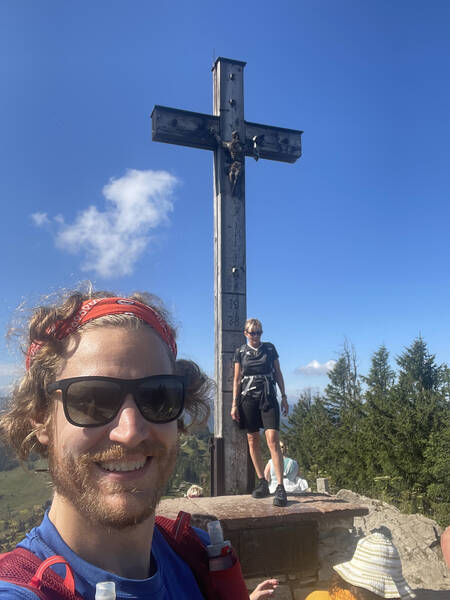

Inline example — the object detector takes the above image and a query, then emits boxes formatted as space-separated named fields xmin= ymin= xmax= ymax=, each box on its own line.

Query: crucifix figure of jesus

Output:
xmin=152 ymin=57 xmax=302 ymax=495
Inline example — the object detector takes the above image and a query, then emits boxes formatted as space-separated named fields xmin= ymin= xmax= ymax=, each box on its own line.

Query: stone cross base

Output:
xmin=157 ymin=493 xmax=369 ymax=599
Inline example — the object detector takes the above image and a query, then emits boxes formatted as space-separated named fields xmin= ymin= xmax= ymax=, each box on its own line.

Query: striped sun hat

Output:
xmin=333 ymin=532 xmax=415 ymax=599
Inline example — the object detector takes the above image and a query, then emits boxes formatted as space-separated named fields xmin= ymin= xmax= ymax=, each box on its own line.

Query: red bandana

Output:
xmin=25 ymin=297 xmax=177 ymax=369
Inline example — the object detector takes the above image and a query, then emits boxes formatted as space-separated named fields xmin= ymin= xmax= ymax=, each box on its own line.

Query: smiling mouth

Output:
xmin=97 ymin=458 xmax=149 ymax=472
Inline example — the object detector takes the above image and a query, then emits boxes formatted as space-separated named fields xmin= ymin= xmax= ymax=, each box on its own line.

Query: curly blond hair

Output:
xmin=0 ymin=288 xmax=212 ymax=460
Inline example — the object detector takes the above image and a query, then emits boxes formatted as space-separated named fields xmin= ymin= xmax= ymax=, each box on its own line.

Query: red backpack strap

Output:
xmin=155 ymin=511 xmax=249 ymax=600
xmin=0 ymin=547 xmax=82 ymax=600
xmin=156 ymin=512 xmax=216 ymax=599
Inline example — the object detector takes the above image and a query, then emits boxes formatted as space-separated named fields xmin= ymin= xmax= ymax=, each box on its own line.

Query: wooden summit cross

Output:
xmin=151 ymin=57 xmax=302 ymax=495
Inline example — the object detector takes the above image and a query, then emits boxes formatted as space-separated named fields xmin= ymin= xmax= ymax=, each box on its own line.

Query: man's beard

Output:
xmin=47 ymin=437 xmax=178 ymax=530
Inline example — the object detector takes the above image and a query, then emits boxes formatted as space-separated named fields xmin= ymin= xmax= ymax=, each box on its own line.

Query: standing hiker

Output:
xmin=231 ymin=318 xmax=289 ymax=507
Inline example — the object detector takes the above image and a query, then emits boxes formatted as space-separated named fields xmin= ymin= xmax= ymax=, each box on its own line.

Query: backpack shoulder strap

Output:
xmin=0 ymin=548 xmax=82 ymax=600
xmin=264 ymin=342 xmax=275 ymax=358
xmin=155 ymin=512 xmax=248 ymax=600
xmin=155 ymin=512 xmax=215 ymax=599
xmin=264 ymin=343 xmax=277 ymax=372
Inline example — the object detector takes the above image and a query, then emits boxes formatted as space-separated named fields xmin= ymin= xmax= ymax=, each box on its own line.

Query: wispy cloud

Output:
xmin=31 ymin=169 xmax=178 ymax=278
xmin=31 ymin=212 xmax=50 ymax=226
xmin=295 ymin=359 xmax=336 ymax=376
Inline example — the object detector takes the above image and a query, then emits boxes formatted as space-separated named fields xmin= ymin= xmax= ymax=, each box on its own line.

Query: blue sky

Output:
xmin=1 ymin=1 xmax=450 ymax=399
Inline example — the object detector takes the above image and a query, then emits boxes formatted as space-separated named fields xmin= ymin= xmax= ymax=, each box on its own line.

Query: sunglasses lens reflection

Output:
xmin=137 ymin=379 xmax=184 ymax=422
xmin=66 ymin=380 xmax=121 ymax=426
xmin=64 ymin=377 xmax=184 ymax=426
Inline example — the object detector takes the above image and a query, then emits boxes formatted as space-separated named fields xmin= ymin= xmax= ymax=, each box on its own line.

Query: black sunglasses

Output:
xmin=47 ymin=375 xmax=185 ymax=427
xmin=247 ymin=330 xmax=262 ymax=336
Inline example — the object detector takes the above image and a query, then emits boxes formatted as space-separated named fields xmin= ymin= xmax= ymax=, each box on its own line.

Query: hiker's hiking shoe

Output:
xmin=273 ymin=484 xmax=288 ymax=507
xmin=252 ymin=477 xmax=270 ymax=499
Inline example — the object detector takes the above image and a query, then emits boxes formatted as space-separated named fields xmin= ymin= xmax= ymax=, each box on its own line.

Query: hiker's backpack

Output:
xmin=0 ymin=511 xmax=248 ymax=600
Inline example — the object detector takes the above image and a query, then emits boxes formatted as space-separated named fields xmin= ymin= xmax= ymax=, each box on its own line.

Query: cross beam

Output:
xmin=151 ymin=57 xmax=302 ymax=496
xmin=152 ymin=105 xmax=302 ymax=163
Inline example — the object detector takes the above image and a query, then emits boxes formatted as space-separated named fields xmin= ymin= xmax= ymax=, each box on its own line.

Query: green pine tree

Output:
xmin=382 ymin=338 xmax=448 ymax=508
xmin=362 ymin=345 xmax=396 ymax=487
xmin=283 ymin=388 xmax=333 ymax=482
xmin=423 ymin=409 xmax=450 ymax=526
xmin=322 ymin=344 xmax=366 ymax=491
xmin=397 ymin=337 xmax=442 ymax=391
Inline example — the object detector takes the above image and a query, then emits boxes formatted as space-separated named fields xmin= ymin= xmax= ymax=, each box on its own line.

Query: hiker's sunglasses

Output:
xmin=47 ymin=375 xmax=185 ymax=427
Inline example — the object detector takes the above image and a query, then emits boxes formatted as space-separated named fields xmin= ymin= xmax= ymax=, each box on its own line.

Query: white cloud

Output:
xmin=36 ymin=169 xmax=178 ymax=278
xmin=295 ymin=359 xmax=337 ymax=376
xmin=31 ymin=212 xmax=50 ymax=226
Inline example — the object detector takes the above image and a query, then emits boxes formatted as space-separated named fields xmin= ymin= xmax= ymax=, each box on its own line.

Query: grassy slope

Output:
xmin=0 ymin=461 xmax=52 ymax=551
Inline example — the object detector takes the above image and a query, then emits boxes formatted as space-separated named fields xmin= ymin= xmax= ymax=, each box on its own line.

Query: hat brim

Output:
xmin=333 ymin=562 xmax=416 ymax=599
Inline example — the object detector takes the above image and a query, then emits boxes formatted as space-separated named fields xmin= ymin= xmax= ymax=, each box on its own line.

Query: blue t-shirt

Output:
xmin=0 ymin=512 xmax=208 ymax=599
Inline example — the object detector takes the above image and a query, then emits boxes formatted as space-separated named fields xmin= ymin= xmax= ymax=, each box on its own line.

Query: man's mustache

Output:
xmin=79 ymin=441 xmax=175 ymax=464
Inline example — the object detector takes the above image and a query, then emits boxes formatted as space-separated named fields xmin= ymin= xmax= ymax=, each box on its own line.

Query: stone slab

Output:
xmin=157 ymin=493 xmax=369 ymax=531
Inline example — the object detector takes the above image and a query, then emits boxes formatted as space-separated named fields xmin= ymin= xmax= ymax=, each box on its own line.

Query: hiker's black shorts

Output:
xmin=239 ymin=391 xmax=280 ymax=433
